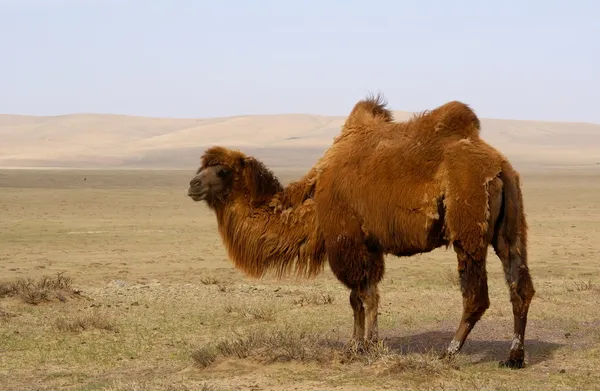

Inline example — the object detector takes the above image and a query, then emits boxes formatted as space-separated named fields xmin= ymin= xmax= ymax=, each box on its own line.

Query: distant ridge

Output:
xmin=1 ymin=109 xmax=599 ymax=170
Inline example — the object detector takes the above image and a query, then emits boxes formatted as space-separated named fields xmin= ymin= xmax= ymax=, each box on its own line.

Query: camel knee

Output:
xmin=475 ymin=296 xmax=490 ymax=316
xmin=463 ymin=294 xmax=490 ymax=322
xmin=349 ymin=289 xmax=363 ymax=311
xmin=518 ymin=265 xmax=535 ymax=299
xmin=358 ymin=284 xmax=380 ymax=310
xmin=509 ymin=265 xmax=535 ymax=308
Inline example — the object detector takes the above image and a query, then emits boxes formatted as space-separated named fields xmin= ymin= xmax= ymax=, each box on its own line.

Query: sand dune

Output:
xmin=1 ymin=108 xmax=598 ymax=170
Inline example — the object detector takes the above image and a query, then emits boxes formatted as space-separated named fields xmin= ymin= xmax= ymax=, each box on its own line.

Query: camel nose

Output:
xmin=190 ymin=177 xmax=202 ymax=187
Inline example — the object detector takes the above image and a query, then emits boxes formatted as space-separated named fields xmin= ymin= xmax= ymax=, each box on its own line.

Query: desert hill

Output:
xmin=1 ymin=108 xmax=599 ymax=170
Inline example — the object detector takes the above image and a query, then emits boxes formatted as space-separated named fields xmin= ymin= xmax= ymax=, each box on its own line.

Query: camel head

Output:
xmin=188 ymin=146 xmax=283 ymax=207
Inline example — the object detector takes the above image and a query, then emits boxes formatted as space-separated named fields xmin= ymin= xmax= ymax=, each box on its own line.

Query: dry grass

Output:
xmin=55 ymin=311 xmax=117 ymax=333
xmin=0 ymin=272 xmax=77 ymax=304
xmin=102 ymin=380 xmax=224 ymax=391
xmin=1 ymin=168 xmax=599 ymax=391
xmin=191 ymin=325 xmax=453 ymax=371
xmin=567 ymin=279 xmax=597 ymax=292
xmin=199 ymin=276 xmax=219 ymax=285
xmin=0 ymin=307 xmax=16 ymax=320
xmin=293 ymin=292 xmax=335 ymax=306
xmin=192 ymin=326 xmax=341 ymax=367
xmin=223 ymin=302 xmax=279 ymax=321
xmin=442 ymin=267 xmax=460 ymax=287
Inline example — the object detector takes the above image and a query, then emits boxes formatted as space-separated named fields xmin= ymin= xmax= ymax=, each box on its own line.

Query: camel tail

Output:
xmin=344 ymin=92 xmax=394 ymax=128
xmin=495 ymin=162 xmax=536 ymax=328
xmin=497 ymin=162 xmax=535 ymax=301
xmin=498 ymin=163 xmax=527 ymax=253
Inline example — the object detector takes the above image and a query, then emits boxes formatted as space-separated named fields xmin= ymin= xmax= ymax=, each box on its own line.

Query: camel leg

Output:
xmin=494 ymin=237 xmax=535 ymax=369
xmin=443 ymin=244 xmax=490 ymax=358
xmin=358 ymin=282 xmax=380 ymax=345
xmin=349 ymin=288 xmax=365 ymax=342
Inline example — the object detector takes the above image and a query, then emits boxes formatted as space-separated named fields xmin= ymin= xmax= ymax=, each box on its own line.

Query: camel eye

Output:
xmin=217 ymin=168 xmax=231 ymax=179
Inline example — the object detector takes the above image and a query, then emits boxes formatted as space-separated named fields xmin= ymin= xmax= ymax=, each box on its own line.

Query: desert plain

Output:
xmin=1 ymin=110 xmax=600 ymax=391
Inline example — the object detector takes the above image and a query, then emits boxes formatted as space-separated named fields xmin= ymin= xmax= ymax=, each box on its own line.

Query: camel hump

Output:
xmin=344 ymin=93 xmax=394 ymax=129
xmin=432 ymin=100 xmax=481 ymax=140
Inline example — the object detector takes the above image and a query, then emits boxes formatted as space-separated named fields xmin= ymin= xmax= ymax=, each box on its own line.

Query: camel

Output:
xmin=187 ymin=94 xmax=535 ymax=369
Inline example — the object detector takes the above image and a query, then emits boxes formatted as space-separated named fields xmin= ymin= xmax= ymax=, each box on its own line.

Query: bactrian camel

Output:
xmin=187 ymin=94 xmax=535 ymax=369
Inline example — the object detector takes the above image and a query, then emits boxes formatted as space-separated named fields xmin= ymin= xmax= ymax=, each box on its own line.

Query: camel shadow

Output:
xmin=383 ymin=331 xmax=562 ymax=366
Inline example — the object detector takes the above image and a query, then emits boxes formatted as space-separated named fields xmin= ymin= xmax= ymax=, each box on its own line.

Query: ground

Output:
xmin=1 ymin=167 xmax=599 ymax=391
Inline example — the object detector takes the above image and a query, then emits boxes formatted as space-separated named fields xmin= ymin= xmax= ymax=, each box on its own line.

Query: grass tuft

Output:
xmin=0 ymin=272 xmax=77 ymax=304
xmin=192 ymin=326 xmax=340 ymax=367
xmin=567 ymin=279 xmax=596 ymax=292
xmin=442 ymin=268 xmax=460 ymax=287
xmin=200 ymin=276 xmax=219 ymax=285
xmin=102 ymin=380 xmax=223 ymax=391
xmin=191 ymin=347 xmax=218 ymax=368
xmin=55 ymin=311 xmax=117 ymax=333
xmin=223 ymin=302 xmax=278 ymax=321
xmin=293 ymin=292 xmax=335 ymax=306
xmin=0 ymin=307 xmax=16 ymax=320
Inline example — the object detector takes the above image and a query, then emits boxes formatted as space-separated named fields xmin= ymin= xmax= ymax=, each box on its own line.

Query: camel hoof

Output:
xmin=364 ymin=339 xmax=379 ymax=350
xmin=343 ymin=339 xmax=366 ymax=354
xmin=499 ymin=358 xmax=525 ymax=369
xmin=438 ymin=351 xmax=455 ymax=361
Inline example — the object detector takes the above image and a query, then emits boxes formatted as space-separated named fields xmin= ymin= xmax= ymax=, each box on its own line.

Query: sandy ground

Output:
xmin=1 ymin=167 xmax=600 ymax=391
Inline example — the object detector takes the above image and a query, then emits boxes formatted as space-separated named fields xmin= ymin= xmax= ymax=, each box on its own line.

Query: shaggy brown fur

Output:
xmin=190 ymin=146 xmax=326 ymax=279
xmin=188 ymin=95 xmax=535 ymax=369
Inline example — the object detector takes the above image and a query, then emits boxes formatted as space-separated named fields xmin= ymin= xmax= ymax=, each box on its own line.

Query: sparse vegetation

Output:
xmin=567 ymin=279 xmax=596 ymax=292
xmin=192 ymin=326 xmax=463 ymax=373
xmin=223 ymin=302 xmax=278 ymax=321
xmin=293 ymin=292 xmax=335 ymax=306
xmin=245 ymin=305 xmax=277 ymax=321
xmin=193 ymin=326 xmax=340 ymax=367
xmin=442 ymin=268 xmax=460 ymax=287
xmin=0 ymin=308 xmax=15 ymax=320
xmin=55 ymin=311 xmax=117 ymax=333
xmin=102 ymin=380 xmax=223 ymax=391
xmin=200 ymin=276 xmax=219 ymax=285
xmin=191 ymin=346 xmax=218 ymax=368
xmin=1 ymin=169 xmax=599 ymax=390
xmin=0 ymin=272 xmax=77 ymax=304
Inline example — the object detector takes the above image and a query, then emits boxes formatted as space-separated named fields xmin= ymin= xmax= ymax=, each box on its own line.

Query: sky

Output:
xmin=1 ymin=0 xmax=599 ymax=123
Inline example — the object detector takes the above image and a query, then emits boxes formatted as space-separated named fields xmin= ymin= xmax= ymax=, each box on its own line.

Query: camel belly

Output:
xmin=358 ymin=196 xmax=448 ymax=256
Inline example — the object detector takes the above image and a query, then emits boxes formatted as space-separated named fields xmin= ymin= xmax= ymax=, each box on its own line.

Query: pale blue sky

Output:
xmin=1 ymin=0 xmax=598 ymax=122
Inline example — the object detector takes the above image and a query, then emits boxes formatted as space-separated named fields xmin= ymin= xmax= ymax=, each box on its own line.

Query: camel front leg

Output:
xmin=359 ymin=283 xmax=380 ymax=345
xmin=349 ymin=288 xmax=365 ymax=342
xmin=443 ymin=245 xmax=489 ymax=358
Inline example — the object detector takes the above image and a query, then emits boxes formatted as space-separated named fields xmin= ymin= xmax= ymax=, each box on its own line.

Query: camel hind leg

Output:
xmin=493 ymin=237 xmax=534 ymax=369
xmin=494 ymin=167 xmax=535 ymax=369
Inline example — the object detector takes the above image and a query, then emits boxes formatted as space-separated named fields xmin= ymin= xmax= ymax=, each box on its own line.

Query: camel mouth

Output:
xmin=187 ymin=188 xmax=207 ymax=201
